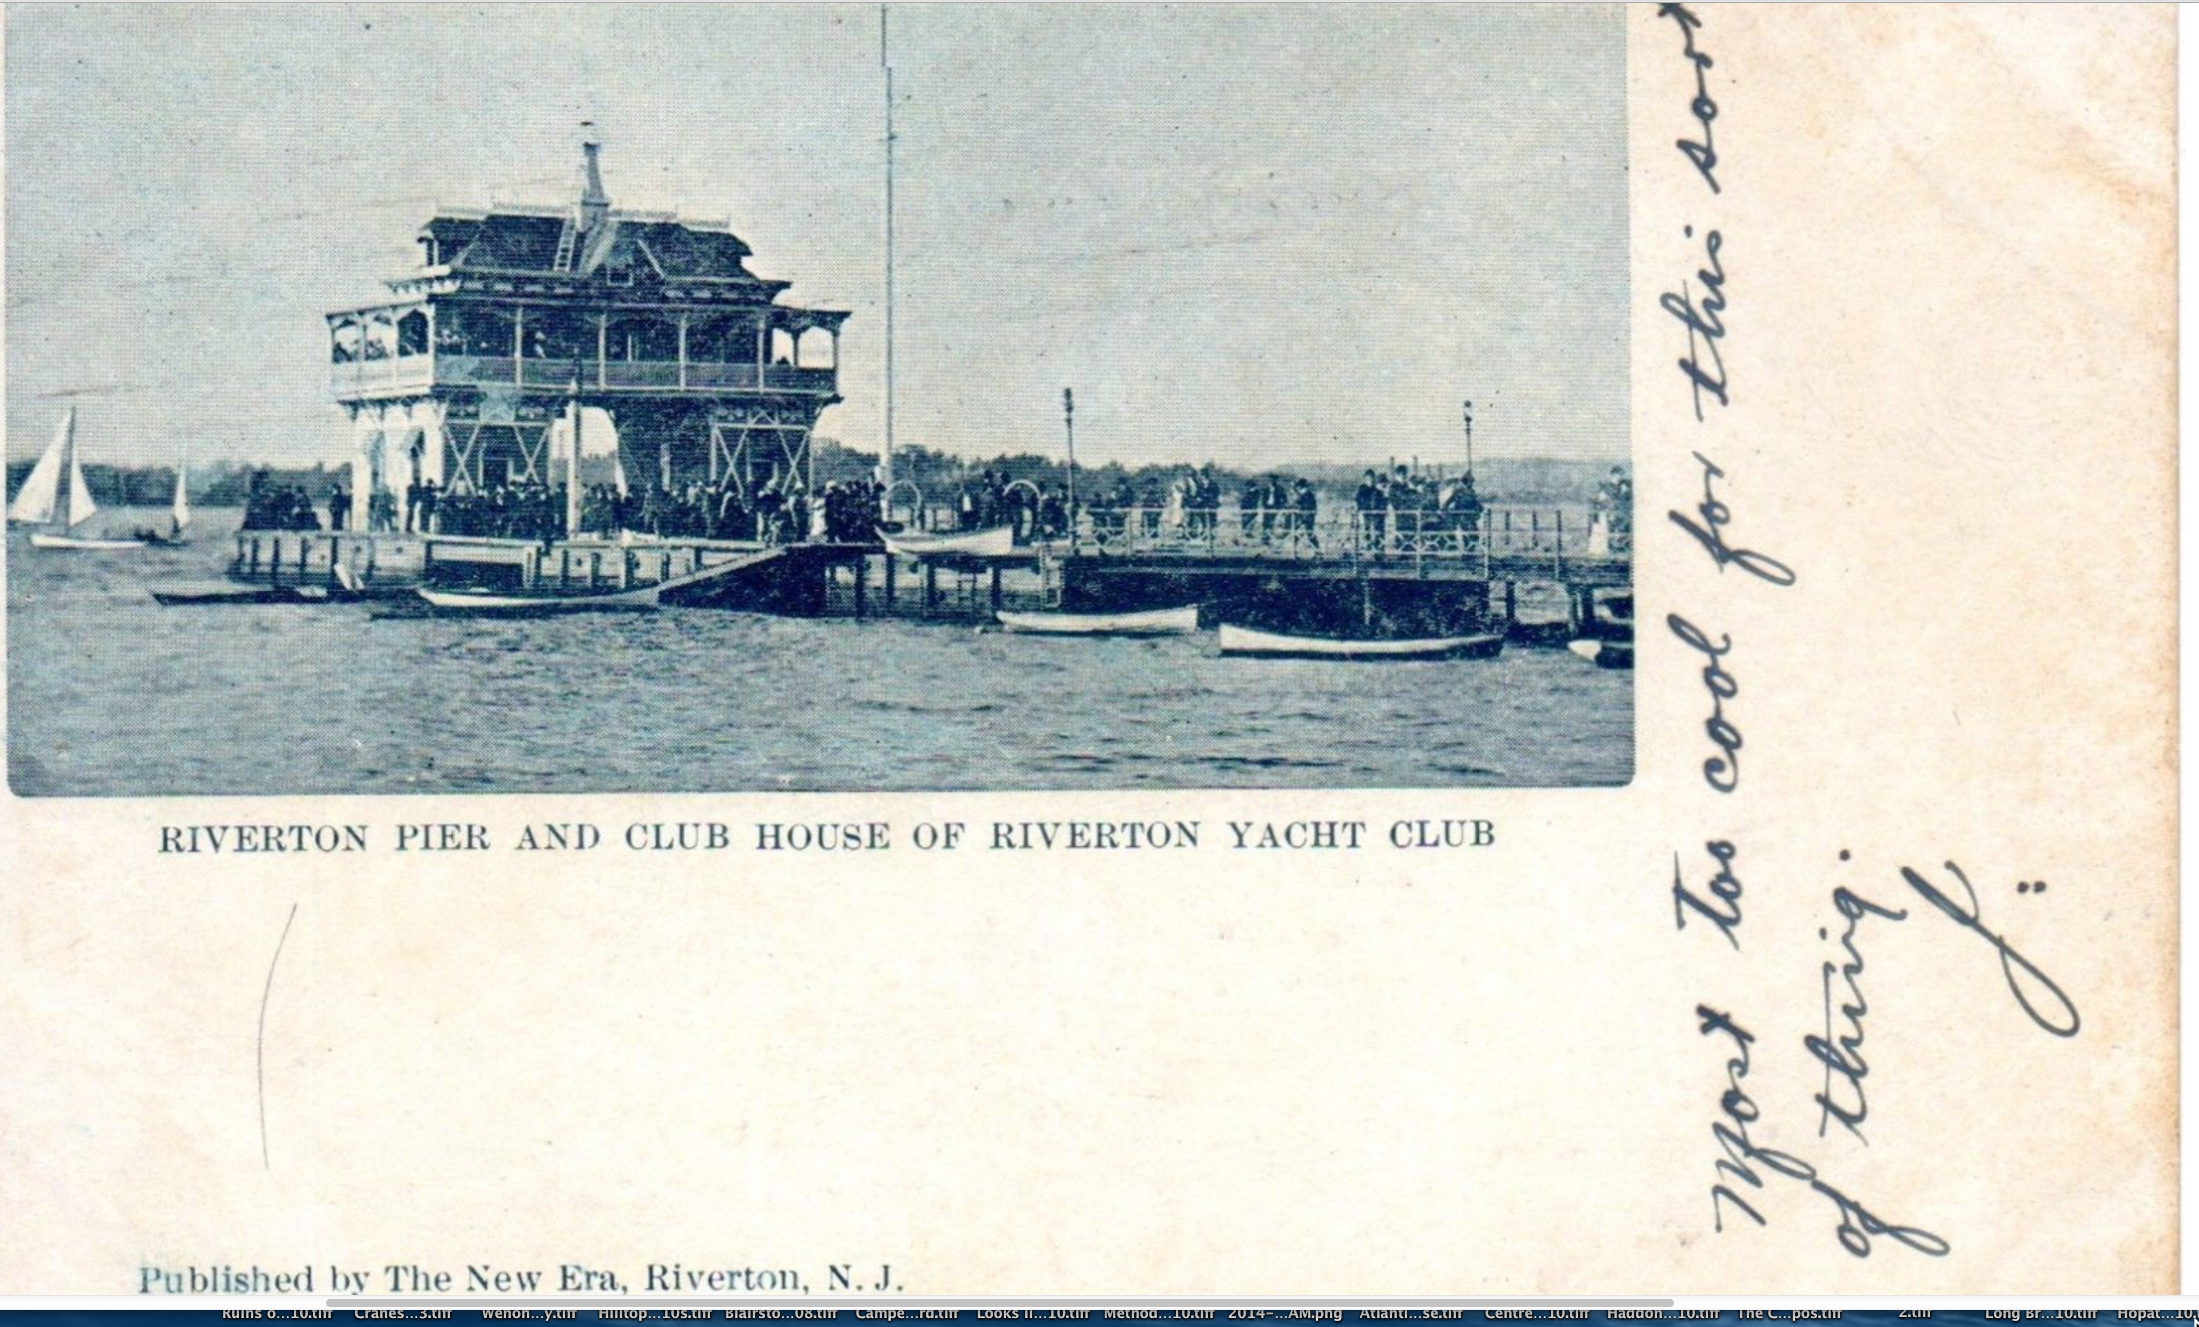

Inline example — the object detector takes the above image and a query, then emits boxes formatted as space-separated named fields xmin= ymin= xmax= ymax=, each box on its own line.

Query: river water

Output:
xmin=8 ymin=510 xmax=1632 ymax=796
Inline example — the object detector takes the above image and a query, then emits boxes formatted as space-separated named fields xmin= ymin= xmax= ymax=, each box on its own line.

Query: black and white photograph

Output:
xmin=6 ymin=4 xmax=1630 ymax=796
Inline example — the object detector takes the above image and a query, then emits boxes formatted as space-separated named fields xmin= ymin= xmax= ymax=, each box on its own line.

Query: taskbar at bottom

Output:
xmin=0 ymin=1311 xmax=2156 ymax=1324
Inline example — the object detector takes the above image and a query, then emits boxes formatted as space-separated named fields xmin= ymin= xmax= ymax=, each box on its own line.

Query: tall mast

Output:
xmin=54 ymin=408 xmax=75 ymax=529
xmin=881 ymin=5 xmax=897 ymax=505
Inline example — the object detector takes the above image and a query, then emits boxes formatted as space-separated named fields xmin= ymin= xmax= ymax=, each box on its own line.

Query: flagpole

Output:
xmin=880 ymin=4 xmax=897 ymax=514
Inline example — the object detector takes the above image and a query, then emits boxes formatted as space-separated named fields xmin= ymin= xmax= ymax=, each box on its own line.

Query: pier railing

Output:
xmin=1072 ymin=506 xmax=1630 ymax=566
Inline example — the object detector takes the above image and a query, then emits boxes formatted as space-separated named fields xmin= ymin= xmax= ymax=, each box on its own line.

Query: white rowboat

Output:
xmin=30 ymin=532 xmax=150 ymax=551
xmin=418 ymin=581 xmax=660 ymax=614
xmin=996 ymin=605 xmax=1199 ymax=636
xmin=881 ymin=525 xmax=1015 ymax=559
xmin=1217 ymin=624 xmax=1504 ymax=661
xmin=1568 ymin=638 xmax=1635 ymax=670
xmin=416 ymin=547 xmax=786 ymax=615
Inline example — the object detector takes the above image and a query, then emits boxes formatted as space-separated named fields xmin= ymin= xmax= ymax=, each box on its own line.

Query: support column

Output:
xmin=413 ymin=399 xmax=447 ymax=491
xmin=677 ymin=314 xmax=689 ymax=389
xmin=512 ymin=307 xmax=526 ymax=386
xmin=349 ymin=408 xmax=383 ymax=533
xmin=596 ymin=315 xmax=609 ymax=389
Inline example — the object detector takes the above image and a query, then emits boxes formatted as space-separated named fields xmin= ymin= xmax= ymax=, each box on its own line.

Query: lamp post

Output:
xmin=1063 ymin=388 xmax=1078 ymax=547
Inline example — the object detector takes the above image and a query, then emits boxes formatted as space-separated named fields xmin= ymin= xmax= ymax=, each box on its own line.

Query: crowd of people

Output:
xmin=239 ymin=471 xmax=334 ymax=532
xmin=954 ymin=469 xmax=1072 ymax=539
xmin=1351 ymin=466 xmax=1486 ymax=544
xmin=235 ymin=455 xmax=1629 ymax=555
xmin=1069 ymin=465 xmax=1486 ymax=550
xmin=243 ymin=471 xmax=893 ymax=546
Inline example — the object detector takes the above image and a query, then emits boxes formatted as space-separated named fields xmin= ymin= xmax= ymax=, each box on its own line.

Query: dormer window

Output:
xmin=420 ymin=237 xmax=440 ymax=267
xmin=606 ymin=258 xmax=634 ymax=287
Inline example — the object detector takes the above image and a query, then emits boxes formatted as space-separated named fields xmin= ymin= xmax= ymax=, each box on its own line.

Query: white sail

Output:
xmin=7 ymin=409 xmax=70 ymax=525
xmin=65 ymin=438 xmax=97 ymax=527
xmin=172 ymin=461 xmax=191 ymax=530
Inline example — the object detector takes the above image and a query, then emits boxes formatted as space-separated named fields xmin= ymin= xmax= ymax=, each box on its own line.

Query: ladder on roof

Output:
xmin=551 ymin=216 xmax=579 ymax=272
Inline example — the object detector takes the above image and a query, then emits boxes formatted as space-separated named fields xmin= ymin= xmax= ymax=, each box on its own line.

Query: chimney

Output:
xmin=578 ymin=126 xmax=611 ymax=231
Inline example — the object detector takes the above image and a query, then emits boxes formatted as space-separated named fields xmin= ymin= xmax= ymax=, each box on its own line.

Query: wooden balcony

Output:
xmin=330 ymin=352 xmax=837 ymax=401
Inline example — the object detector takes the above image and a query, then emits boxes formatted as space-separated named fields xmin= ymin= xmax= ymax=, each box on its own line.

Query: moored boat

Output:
xmin=1217 ymin=623 xmax=1504 ymax=661
xmin=1567 ymin=638 xmax=1634 ymax=669
xmin=881 ymin=525 xmax=1016 ymax=559
xmin=415 ymin=544 xmax=786 ymax=616
xmin=152 ymin=584 xmax=330 ymax=607
xmin=419 ymin=581 xmax=661 ymax=614
xmin=29 ymin=532 xmax=151 ymax=551
xmin=996 ymin=605 xmax=1199 ymax=636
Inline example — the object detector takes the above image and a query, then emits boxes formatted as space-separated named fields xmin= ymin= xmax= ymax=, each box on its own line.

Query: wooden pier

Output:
xmin=227 ymin=503 xmax=1629 ymax=633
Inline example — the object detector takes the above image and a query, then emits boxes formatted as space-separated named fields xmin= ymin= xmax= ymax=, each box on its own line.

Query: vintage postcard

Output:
xmin=0 ymin=2 xmax=2178 ymax=1298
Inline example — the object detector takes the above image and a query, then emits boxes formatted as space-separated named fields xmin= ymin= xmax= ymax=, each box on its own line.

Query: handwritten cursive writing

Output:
xmin=1806 ymin=885 xmax=1908 ymax=1144
xmin=1674 ymin=839 xmax=1744 ymax=948
xmin=1667 ymin=613 xmax=1742 ymax=792
xmin=1659 ymin=3 xmax=1721 ymax=194
xmin=1700 ymin=1005 xmax=1950 ymax=1259
xmin=1661 ymin=229 xmax=1730 ymax=421
xmin=1670 ymin=451 xmax=1796 ymax=586
xmin=1898 ymin=861 xmax=2082 ymax=1038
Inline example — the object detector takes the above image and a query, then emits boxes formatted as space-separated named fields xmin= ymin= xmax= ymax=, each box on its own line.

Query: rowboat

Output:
xmin=152 ymin=585 xmax=330 ymax=607
xmin=1568 ymin=638 xmax=1635 ymax=670
xmin=1217 ymin=624 xmax=1504 ymax=661
xmin=418 ymin=581 xmax=659 ymax=614
xmin=996 ymin=605 xmax=1200 ymax=636
xmin=881 ymin=525 xmax=1016 ymax=559
xmin=415 ymin=545 xmax=786 ymax=615
xmin=29 ymin=532 xmax=150 ymax=551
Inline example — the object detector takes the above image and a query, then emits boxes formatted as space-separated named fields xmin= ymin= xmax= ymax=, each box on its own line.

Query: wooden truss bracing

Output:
xmin=441 ymin=416 xmax=553 ymax=495
xmin=706 ymin=399 xmax=822 ymax=497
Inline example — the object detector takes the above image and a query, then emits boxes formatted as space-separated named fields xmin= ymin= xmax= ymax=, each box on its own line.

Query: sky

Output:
xmin=5 ymin=4 xmax=1627 ymax=472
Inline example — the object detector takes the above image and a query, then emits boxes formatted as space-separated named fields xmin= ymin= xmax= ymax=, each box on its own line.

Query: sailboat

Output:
xmin=137 ymin=460 xmax=192 ymax=545
xmin=9 ymin=409 xmax=148 ymax=550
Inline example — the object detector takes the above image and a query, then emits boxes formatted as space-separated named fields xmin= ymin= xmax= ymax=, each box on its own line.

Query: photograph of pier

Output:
xmin=6 ymin=4 xmax=1630 ymax=797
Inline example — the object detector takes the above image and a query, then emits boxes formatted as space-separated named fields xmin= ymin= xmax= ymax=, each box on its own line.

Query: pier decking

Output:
xmin=226 ymin=503 xmax=1629 ymax=635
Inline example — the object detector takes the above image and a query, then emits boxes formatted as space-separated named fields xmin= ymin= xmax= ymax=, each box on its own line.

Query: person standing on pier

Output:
xmin=1040 ymin=485 xmax=1067 ymax=539
xmin=1356 ymin=470 xmax=1383 ymax=550
xmin=327 ymin=481 xmax=349 ymax=532
xmin=1293 ymin=477 xmax=1319 ymax=548
xmin=1447 ymin=473 xmax=1484 ymax=549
